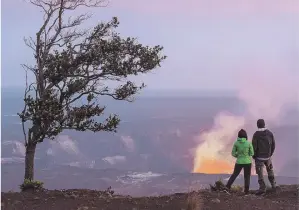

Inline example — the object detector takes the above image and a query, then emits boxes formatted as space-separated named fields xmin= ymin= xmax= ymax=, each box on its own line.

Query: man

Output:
xmin=252 ymin=119 xmax=276 ymax=195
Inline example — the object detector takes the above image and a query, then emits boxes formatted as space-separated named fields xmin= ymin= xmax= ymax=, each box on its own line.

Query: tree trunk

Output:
xmin=24 ymin=143 xmax=37 ymax=181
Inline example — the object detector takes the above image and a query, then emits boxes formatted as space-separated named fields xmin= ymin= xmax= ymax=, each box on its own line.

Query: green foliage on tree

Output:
xmin=18 ymin=0 xmax=166 ymax=183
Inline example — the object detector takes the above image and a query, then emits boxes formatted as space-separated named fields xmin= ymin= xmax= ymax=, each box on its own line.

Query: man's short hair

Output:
xmin=257 ymin=119 xmax=266 ymax=128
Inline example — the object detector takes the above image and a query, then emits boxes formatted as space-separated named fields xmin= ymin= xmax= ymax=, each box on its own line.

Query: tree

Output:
xmin=18 ymin=0 xmax=166 ymax=183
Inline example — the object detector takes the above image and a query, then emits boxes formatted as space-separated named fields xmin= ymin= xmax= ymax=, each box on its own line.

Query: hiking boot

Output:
xmin=272 ymin=185 xmax=281 ymax=193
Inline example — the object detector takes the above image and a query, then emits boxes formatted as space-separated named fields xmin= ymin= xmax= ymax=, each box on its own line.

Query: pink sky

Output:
xmin=2 ymin=0 xmax=298 ymax=90
xmin=112 ymin=0 xmax=299 ymax=17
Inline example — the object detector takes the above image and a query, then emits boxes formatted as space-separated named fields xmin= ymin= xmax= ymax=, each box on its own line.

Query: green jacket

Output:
xmin=231 ymin=138 xmax=254 ymax=164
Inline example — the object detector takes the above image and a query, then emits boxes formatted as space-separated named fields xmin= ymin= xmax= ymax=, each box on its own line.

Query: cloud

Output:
xmin=1 ymin=157 xmax=25 ymax=164
xmin=50 ymin=135 xmax=80 ymax=155
xmin=111 ymin=0 xmax=299 ymax=17
xmin=69 ymin=160 xmax=96 ymax=169
xmin=120 ymin=136 xmax=135 ymax=152
xmin=103 ymin=155 xmax=127 ymax=165
xmin=46 ymin=148 xmax=54 ymax=156
xmin=2 ymin=141 xmax=25 ymax=157
xmin=47 ymin=135 xmax=96 ymax=168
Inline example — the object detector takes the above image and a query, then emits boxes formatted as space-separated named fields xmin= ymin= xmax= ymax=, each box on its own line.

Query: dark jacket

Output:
xmin=252 ymin=128 xmax=275 ymax=159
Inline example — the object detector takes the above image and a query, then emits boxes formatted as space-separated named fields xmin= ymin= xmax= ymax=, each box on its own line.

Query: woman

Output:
xmin=226 ymin=129 xmax=254 ymax=194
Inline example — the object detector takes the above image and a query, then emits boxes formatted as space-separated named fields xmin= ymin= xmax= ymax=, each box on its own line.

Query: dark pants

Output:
xmin=226 ymin=163 xmax=251 ymax=193
xmin=255 ymin=158 xmax=276 ymax=191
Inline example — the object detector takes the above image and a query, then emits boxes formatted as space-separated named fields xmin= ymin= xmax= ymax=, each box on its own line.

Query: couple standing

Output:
xmin=225 ymin=119 xmax=276 ymax=195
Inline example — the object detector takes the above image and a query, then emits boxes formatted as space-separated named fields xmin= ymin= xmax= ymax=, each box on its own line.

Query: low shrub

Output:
xmin=231 ymin=185 xmax=243 ymax=192
xmin=20 ymin=179 xmax=44 ymax=192
xmin=210 ymin=178 xmax=243 ymax=193
xmin=210 ymin=178 xmax=227 ymax=191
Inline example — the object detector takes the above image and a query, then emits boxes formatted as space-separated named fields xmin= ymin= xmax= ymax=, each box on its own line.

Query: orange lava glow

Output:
xmin=193 ymin=158 xmax=234 ymax=174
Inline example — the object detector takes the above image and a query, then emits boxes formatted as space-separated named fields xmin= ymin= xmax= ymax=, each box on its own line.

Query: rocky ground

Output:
xmin=2 ymin=185 xmax=299 ymax=210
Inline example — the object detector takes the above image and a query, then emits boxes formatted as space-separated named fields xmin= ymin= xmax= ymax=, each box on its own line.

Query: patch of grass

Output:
xmin=210 ymin=178 xmax=227 ymax=191
xmin=231 ymin=185 xmax=243 ymax=192
xmin=209 ymin=178 xmax=243 ymax=193
xmin=20 ymin=179 xmax=44 ymax=192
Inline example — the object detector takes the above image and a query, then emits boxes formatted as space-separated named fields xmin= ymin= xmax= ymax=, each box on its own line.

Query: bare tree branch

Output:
xmin=24 ymin=37 xmax=37 ymax=52
xmin=19 ymin=66 xmax=37 ymax=146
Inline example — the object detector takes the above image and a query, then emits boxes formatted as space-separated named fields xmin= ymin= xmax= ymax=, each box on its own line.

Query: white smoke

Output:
xmin=2 ymin=141 xmax=25 ymax=157
xmin=120 ymin=136 xmax=135 ymax=152
xmin=193 ymin=62 xmax=298 ymax=173
xmin=193 ymin=113 xmax=245 ymax=172
xmin=46 ymin=148 xmax=54 ymax=155
xmin=1 ymin=157 xmax=25 ymax=164
xmin=117 ymin=171 xmax=164 ymax=185
xmin=103 ymin=155 xmax=127 ymax=165
xmin=49 ymin=135 xmax=81 ymax=156
xmin=69 ymin=160 xmax=96 ymax=168
xmin=235 ymin=64 xmax=298 ymax=125
xmin=47 ymin=135 xmax=95 ymax=168
xmin=13 ymin=142 xmax=26 ymax=157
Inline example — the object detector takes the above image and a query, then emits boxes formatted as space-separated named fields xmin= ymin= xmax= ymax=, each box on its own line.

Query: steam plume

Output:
xmin=121 ymin=136 xmax=135 ymax=152
xmin=48 ymin=135 xmax=81 ymax=155
xmin=193 ymin=62 xmax=298 ymax=173
xmin=103 ymin=155 xmax=127 ymax=165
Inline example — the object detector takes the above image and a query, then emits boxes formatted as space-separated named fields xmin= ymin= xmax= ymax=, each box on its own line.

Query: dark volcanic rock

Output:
xmin=1 ymin=185 xmax=299 ymax=210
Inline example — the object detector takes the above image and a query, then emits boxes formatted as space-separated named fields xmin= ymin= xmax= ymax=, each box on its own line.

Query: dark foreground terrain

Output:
xmin=2 ymin=185 xmax=298 ymax=210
